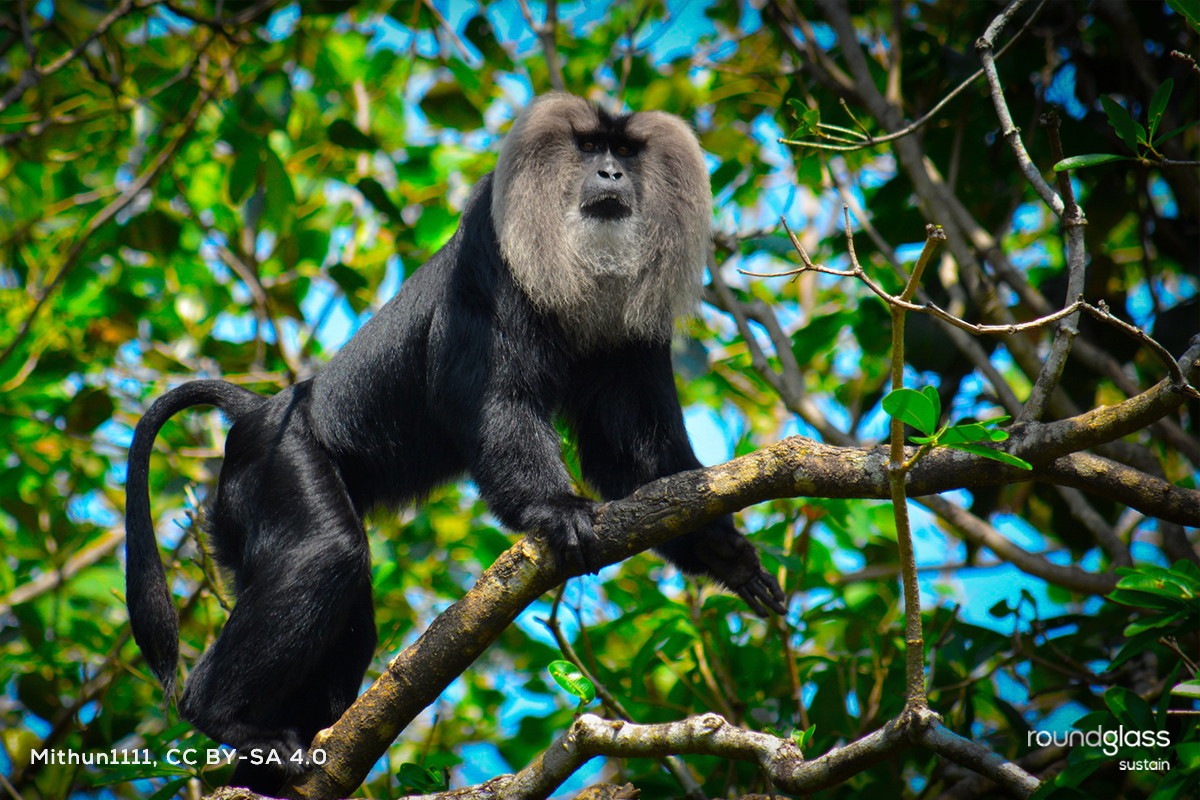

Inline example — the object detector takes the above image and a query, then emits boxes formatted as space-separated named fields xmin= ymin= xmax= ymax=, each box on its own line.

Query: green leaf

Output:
xmin=943 ymin=442 xmax=1032 ymax=470
xmin=787 ymin=99 xmax=820 ymax=138
xmin=1100 ymin=95 xmax=1144 ymax=152
xmin=1113 ymin=565 xmax=1200 ymax=600
xmin=548 ymin=660 xmax=596 ymax=704
xmin=1123 ymin=609 xmax=1189 ymax=636
xmin=396 ymin=762 xmax=445 ymax=792
xmin=1151 ymin=120 xmax=1199 ymax=148
xmin=356 ymin=177 xmax=401 ymax=224
xmin=1053 ymin=153 xmax=1128 ymax=172
xmin=61 ymin=387 xmax=114 ymax=433
xmin=939 ymin=422 xmax=992 ymax=445
xmin=261 ymin=146 xmax=297 ymax=229
xmin=120 ymin=209 xmax=183 ymax=253
xmin=1147 ymin=78 xmax=1173 ymax=141
xmin=920 ymin=385 xmax=941 ymax=425
xmin=1104 ymin=685 xmax=1155 ymax=730
xmin=797 ymin=724 xmax=816 ymax=748
xmin=1109 ymin=588 xmax=1185 ymax=611
xmin=1108 ymin=625 xmax=1171 ymax=670
xmin=1171 ymin=558 xmax=1200 ymax=582
xmin=1166 ymin=0 xmax=1200 ymax=32
xmin=1172 ymin=680 xmax=1200 ymax=700
xmin=882 ymin=388 xmax=938 ymax=435
xmin=146 ymin=778 xmax=192 ymax=800
xmin=420 ymin=82 xmax=484 ymax=130
xmin=328 ymin=263 xmax=371 ymax=313
xmin=328 ymin=119 xmax=380 ymax=151
xmin=228 ymin=147 xmax=262 ymax=205
xmin=463 ymin=15 xmax=514 ymax=70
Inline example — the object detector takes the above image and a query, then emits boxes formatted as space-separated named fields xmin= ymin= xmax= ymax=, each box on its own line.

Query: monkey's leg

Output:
xmin=181 ymin=434 xmax=375 ymax=792
xmin=654 ymin=523 xmax=787 ymax=617
xmin=224 ymin=581 xmax=376 ymax=794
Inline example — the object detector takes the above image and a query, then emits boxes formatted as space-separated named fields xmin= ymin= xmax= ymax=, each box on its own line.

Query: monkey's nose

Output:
xmin=598 ymin=156 xmax=623 ymax=181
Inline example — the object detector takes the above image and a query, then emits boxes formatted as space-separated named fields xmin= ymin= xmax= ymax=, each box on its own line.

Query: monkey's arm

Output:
xmin=441 ymin=287 xmax=602 ymax=574
xmin=471 ymin=392 xmax=600 ymax=573
xmin=565 ymin=344 xmax=787 ymax=616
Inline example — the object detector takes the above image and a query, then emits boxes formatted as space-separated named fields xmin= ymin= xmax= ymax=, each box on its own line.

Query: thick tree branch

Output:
xmin=1041 ymin=453 xmax=1200 ymax=529
xmin=289 ymin=368 xmax=1198 ymax=796
xmin=286 ymin=711 xmax=1038 ymax=800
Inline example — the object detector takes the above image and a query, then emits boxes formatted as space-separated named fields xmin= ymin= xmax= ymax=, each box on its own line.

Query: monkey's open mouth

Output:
xmin=581 ymin=196 xmax=632 ymax=220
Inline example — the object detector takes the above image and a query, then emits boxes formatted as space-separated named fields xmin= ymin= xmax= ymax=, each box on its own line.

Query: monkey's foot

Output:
xmin=226 ymin=733 xmax=312 ymax=794
xmin=730 ymin=568 xmax=787 ymax=618
xmin=656 ymin=524 xmax=788 ymax=617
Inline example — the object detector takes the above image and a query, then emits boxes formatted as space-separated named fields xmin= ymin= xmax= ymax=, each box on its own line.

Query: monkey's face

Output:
xmin=570 ymin=131 xmax=646 ymax=279
xmin=576 ymin=135 xmax=640 ymax=222
xmin=491 ymin=93 xmax=711 ymax=347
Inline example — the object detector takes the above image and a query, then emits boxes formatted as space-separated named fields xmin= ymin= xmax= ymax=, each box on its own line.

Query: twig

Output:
xmin=707 ymin=251 xmax=856 ymax=446
xmin=517 ymin=0 xmax=564 ymax=91
xmin=419 ymin=0 xmax=473 ymax=61
xmin=1019 ymin=112 xmax=1089 ymax=422
xmin=779 ymin=0 xmax=1047 ymax=153
xmin=748 ymin=216 xmax=1199 ymax=399
xmin=975 ymin=0 xmax=1064 ymax=215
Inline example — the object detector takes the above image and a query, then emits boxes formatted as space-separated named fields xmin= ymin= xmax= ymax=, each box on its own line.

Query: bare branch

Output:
xmin=517 ymin=0 xmax=564 ymax=92
xmin=1019 ymin=111 xmax=1090 ymax=422
xmin=975 ymin=0 xmax=1064 ymax=215
xmin=916 ymin=495 xmax=1119 ymax=594
xmin=708 ymin=255 xmax=856 ymax=447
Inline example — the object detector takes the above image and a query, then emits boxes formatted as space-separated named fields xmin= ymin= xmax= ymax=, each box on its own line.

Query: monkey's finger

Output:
xmin=738 ymin=590 xmax=770 ymax=618
xmin=735 ymin=579 xmax=772 ymax=617
xmin=740 ymin=573 xmax=787 ymax=617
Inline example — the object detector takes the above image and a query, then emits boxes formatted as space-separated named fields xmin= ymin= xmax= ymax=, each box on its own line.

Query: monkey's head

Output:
xmin=492 ymin=93 xmax=712 ymax=349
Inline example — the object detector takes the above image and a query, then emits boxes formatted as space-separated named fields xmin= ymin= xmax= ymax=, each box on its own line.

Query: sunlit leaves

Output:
xmin=548 ymin=660 xmax=596 ymax=707
xmin=883 ymin=387 xmax=1031 ymax=469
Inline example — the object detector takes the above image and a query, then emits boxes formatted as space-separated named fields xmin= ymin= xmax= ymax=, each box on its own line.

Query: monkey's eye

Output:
xmin=614 ymin=143 xmax=637 ymax=157
xmin=579 ymin=139 xmax=599 ymax=153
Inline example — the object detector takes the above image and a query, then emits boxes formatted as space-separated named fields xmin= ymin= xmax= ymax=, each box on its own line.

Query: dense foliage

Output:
xmin=1 ymin=1 xmax=1196 ymax=798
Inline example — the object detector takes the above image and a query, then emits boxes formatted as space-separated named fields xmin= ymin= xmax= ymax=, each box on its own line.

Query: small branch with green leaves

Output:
xmin=1054 ymin=80 xmax=1200 ymax=172
xmin=777 ymin=0 xmax=1046 ymax=154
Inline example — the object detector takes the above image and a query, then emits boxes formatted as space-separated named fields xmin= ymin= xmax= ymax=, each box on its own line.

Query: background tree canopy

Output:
xmin=0 ymin=1 xmax=1197 ymax=799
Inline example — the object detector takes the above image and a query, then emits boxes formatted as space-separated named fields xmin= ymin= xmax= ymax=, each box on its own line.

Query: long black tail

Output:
xmin=125 ymin=380 xmax=265 ymax=695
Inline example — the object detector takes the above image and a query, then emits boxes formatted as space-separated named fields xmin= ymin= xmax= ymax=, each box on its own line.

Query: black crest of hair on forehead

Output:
xmin=589 ymin=106 xmax=634 ymax=138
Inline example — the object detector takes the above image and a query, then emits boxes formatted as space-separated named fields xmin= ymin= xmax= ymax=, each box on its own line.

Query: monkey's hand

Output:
xmin=526 ymin=495 xmax=602 ymax=575
xmin=655 ymin=522 xmax=787 ymax=617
